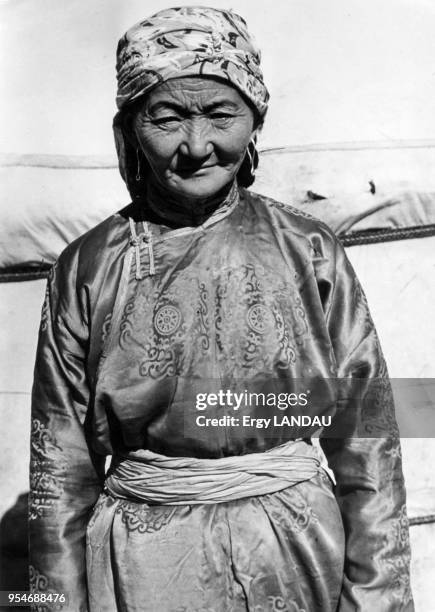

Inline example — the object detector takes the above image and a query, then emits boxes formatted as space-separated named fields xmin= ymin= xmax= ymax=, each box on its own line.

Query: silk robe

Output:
xmin=29 ymin=188 xmax=413 ymax=611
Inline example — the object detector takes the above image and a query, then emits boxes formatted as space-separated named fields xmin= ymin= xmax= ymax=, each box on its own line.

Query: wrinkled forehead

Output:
xmin=137 ymin=76 xmax=253 ymax=113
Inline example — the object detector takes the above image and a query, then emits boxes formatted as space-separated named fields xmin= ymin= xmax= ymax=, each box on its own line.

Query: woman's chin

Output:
xmin=165 ymin=171 xmax=234 ymax=201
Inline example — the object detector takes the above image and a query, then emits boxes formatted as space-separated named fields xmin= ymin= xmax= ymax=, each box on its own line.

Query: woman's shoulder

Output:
xmin=55 ymin=203 xmax=134 ymax=280
xmin=242 ymin=188 xmax=340 ymax=252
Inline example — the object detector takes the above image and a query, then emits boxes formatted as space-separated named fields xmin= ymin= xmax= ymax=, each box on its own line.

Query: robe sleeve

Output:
xmin=318 ymin=237 xmax=414 ymax=612
xmin=29 ymin=248 xmax=105 ymax=612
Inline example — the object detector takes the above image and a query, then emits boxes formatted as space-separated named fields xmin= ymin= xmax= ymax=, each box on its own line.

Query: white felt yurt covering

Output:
xmin=1 ymin=0 xmax=434 ymax=608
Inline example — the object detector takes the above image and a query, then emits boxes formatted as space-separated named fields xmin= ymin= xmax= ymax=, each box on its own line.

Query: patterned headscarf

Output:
xmin=113 ymin=6 xmax=269 ymax=196
xmin=116 ymin=6 xmax=269 ymax=115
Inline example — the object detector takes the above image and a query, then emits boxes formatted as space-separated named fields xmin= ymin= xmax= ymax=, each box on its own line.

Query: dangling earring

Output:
xmin=247 ymin=139 xmax=257 ymax=178
xmin=135 ymin=148 xmax=141 ymax=182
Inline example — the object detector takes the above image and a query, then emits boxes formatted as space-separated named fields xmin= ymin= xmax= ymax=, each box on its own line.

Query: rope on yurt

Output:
xmin=340 ymin=224 xmax=435 ymax=247
xmin=409 ymin=514 xmax=435 ymax=527
xmin=2 ymin=224 xmax=435 ymax=282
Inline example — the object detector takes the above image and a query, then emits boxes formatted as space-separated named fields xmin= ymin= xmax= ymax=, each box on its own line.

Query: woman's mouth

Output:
xmin=176 ymin=164 xmax=216 ymax=176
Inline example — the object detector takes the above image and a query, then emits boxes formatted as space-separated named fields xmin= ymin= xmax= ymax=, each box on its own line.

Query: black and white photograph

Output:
xmin=0 ymin=1 xmax=434 ymax=610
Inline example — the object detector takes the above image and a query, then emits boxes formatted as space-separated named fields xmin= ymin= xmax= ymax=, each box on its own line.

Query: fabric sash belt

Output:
xmin=104 ymin=440 xmax=322 ymax=505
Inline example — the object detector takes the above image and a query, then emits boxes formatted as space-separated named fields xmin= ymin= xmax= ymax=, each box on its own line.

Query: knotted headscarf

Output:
xmin=113 ymin=6 xmax=270 ymax=197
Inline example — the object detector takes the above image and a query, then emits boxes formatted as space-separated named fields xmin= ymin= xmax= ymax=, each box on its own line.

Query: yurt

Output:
xmin=1 ymin=1 xmax=434 ymax=609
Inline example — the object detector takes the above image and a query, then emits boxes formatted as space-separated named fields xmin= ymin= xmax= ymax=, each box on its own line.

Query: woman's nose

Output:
xmin=179 ymin=120 xmax=213 ymax=159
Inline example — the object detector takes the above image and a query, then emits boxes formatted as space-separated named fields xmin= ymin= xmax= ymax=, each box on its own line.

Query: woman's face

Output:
xmin=132 ymin=77 xmax=256 ymax=201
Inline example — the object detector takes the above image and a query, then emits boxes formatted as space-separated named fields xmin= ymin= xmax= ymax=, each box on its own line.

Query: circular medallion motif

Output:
xmin=246 ymin=304 xmax=271 ymax=334
xmin=154 ymin=305 xmax=182 ymax=336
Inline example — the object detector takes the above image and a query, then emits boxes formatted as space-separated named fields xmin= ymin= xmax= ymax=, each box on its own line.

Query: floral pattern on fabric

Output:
xmin=101 ymin=312 xmax=113 ymax=346
xmin=360 ymin=359 xmax=400 ymax=437
xmin=115 ymin=262 xmax=308 ymax=380
xmin=382 ymin=504 xmax=413 ymax=608
xmin=262 ymin=596 xmax=307 ymax=612
xmin=29 ymin=565 xmax=65 ymax=612
xmin=29 ymin=419 xmax=66 ymax=521
xmin=29 ymin=564 xmax=48 ymax=592
xmin=259 ymin=488 xmax=318 ymax=534
xmin=115 ymin=500 xmax=178 ymax=534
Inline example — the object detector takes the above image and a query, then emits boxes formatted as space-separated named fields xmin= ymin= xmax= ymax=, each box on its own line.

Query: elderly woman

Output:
xmin=29 ymin=6 xmax=413 ymax=612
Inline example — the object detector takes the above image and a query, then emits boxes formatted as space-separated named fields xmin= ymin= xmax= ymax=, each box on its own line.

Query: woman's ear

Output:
xmin=122 ymin=111 xmax=139 ymax=148
xmin=253 ymin=109 xmax=265 ymax=134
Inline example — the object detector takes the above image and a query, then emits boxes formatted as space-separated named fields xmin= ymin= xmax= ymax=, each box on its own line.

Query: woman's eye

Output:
xmin=154 ymin=116 xmax=182 ymax=127
xmin=211 ymin=113 xmax=233 ymax=120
